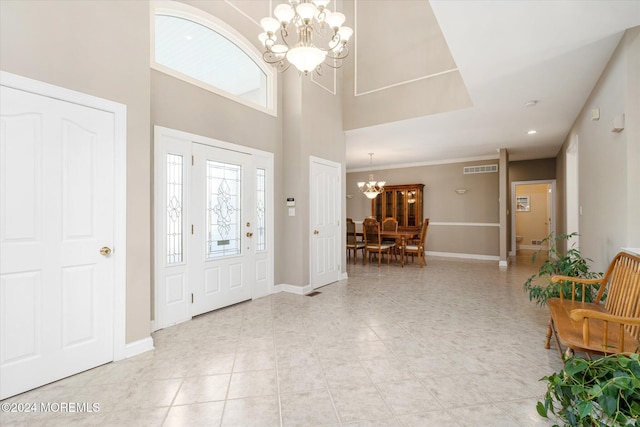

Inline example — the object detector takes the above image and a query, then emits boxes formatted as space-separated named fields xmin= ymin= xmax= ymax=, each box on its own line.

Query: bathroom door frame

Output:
xmin=510 ymin=179 xmax=556 ymax=256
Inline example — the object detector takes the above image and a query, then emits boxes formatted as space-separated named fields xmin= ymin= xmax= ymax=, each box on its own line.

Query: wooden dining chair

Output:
xmin=381 ymin=217 xmax=399 ymax=258
xmin=346 ymin=218 xmax=365 ymax=265
xmin=363 ymin=218 xmax=395 ymax=266
xmin=381 ymin=218 xmax=398 ymax=233
xmin=404 ymin=218 xmax=429 ymax=267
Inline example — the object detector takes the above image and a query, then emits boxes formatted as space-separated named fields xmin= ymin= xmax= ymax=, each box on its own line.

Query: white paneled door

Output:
xmin=309 ymin=156 xmax=341 ymax=289
xmin=0 ymin=86 xmax=115 ymax=399
xmin=190 ymin=143 xmax=254 ymax=316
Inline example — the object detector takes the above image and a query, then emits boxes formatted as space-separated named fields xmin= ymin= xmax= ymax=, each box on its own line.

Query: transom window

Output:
xmin=152 ymin=3 xmax=275 ymax=115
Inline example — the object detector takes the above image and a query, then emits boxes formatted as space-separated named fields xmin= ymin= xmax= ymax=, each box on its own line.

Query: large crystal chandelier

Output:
xmin=258 ymin=0 xmax=353 ymax=76
xmin=357 ymin=153 xmax=386 ymax=199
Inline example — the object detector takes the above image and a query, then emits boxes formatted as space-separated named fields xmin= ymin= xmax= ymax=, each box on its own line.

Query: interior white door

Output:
xmin=190 ymin=143 xmax=254 ymax=315
xmin=310 ymin=157 xmax=341 ymax=289
xmin=0 ymin=86 xmax=115 ymax=399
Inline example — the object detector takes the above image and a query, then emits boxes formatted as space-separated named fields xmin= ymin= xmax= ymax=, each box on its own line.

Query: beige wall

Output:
xmin=509 ymin=158 xmax=556 ymax=183
xmin=281 ymin=71 xmax=346 ymax=285
xmin=347 ymin=159 xmax=500 ymax=257
xmin=555 ymin=26 xmax=640 ymax=271
xmin=1 ymin=0 xmax=152 ymax=343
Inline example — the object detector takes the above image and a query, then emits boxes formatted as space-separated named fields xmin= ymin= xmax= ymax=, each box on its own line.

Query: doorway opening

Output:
xmin=511 ymin=180 xmax=556 ymax=263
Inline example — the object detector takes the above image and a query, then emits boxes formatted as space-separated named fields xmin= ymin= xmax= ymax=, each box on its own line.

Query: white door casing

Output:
xmin=0 ymin=72 xmax=127 ymax=399
xmin=309 ymin=156 xmax=341 ymax=289
xmin=566 ymin=135 xmax=580 ymax=248
xmin=153 ymin=126 xmax=274 ymax=330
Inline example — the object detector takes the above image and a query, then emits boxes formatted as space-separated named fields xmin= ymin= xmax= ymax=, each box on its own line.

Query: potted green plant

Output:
xmin=537 ymin=353 xmax=640 ymax=426
xmin=523 ymin=232 xmax=603 ymax=306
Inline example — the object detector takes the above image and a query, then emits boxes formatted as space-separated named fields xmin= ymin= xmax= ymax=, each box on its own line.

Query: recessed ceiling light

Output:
xmin=525 ymin=100 xmax=538 ymax=107
xmin=185 ymin=35 xmax=193 ymax=40
xmin=527 ymin=130 xmax=537 ymax=135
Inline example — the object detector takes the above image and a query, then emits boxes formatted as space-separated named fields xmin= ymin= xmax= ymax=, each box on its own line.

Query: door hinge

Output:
xmin=191 ymin=293 xmax=194 ymax=303
xmin=191 ymin=224 xmax=194 ymax=234
xmin=192 ymin=155 xmax=194 ymax=165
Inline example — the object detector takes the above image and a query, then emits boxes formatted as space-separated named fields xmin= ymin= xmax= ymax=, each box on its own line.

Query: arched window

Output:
xmin=151 ymin=2 xmax=276 ymax=115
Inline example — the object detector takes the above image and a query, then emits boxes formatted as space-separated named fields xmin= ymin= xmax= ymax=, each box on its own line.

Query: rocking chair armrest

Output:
xmin=569 ymin=309 xmax=640 ymax=326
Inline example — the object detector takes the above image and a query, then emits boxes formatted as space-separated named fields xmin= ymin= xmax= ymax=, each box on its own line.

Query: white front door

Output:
xmin=0 ymin=86 xmax=115 ymax=399
xmin=190 ymin=143 xmax=254 ymax=315
xmin=309 ymin=156 xmax=341 ymax=289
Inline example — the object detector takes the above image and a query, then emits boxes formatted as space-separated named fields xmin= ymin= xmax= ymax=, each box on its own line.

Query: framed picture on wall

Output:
xmin=516 ymin=195 xmax=530 ymax=212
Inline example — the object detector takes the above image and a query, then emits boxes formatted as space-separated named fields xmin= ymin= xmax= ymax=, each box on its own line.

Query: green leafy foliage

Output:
xmin=523 ymin=233 xmax=603 ymax=306
xmin=538 ymin=353 xmax=640 ymax=426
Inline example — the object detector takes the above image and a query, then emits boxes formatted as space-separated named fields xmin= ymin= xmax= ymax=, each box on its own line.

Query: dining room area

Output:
xmin=346 ymin=157 xmax=503 ymax=268
xmin=347 ymin=183 xmax=430 ymax=268
xmin=347 ymin=216 xmax=429 ymax=268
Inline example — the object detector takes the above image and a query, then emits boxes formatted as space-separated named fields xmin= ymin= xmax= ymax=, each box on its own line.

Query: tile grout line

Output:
xmin=270 ymin=296 xmax=284 ymax=427
xmin=300 ymin=313 xmax=343 ymax=426
xmin=217 ymin=307 xmax=244 ymax=427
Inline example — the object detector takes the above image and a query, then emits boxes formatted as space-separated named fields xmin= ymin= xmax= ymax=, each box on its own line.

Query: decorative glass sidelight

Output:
xmin=206 ymin=160 xmax=241 ymax=258
xmin=256 ymin=168 xmax=266 ymax=251
xmin=166 ymin=154 xmax=183 ymax=264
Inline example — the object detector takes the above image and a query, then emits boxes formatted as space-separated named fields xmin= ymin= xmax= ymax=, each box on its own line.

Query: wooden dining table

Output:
xmin=379 ymin=230 xmax=419 ymax=267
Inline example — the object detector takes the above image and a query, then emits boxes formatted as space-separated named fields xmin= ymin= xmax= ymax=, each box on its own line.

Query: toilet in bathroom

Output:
xmin=516 ymin=235 xmax=523 ymax=250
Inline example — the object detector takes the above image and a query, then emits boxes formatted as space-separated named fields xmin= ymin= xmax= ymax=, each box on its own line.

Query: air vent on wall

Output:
xmin=463 ymin=164 xmax=498 ymax=174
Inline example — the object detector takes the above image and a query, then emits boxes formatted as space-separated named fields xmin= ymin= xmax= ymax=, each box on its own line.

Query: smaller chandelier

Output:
xmin=258 ymin=0 xmax=353 ymax=76
xmin=357 ymin=153 xmax=386 ymax=199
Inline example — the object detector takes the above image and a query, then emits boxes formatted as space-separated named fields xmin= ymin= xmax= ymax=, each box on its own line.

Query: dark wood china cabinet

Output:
xmin=372 ymin=184 xmax=424 ymax=232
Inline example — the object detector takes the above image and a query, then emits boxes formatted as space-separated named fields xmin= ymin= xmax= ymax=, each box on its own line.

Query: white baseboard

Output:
xmin=499 ymin=260 xmax=509 ymax=268
xmin=426 ymin=251 xmax=500 ymax=262
xmin=125 ymin=336 xmax=154 ymax=359
xmin=518 ymin=244 xmax=548 ymax=251
xmin=274 ymin=275 xmax=346 ymax=295
xmin=273 ymin=283 xmax=313 ymax=295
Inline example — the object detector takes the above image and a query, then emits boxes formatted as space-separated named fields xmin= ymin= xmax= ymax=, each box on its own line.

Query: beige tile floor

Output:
xmin=1 ymin=254 xmax=564 ymax=426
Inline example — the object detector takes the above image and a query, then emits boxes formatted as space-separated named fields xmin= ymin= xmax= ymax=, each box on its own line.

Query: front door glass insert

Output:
xmin=206 ymin=160 xmax=241 ymax=258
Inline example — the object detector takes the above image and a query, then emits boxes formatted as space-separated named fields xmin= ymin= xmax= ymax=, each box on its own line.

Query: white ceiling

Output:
xmin=345 ymin=0 xmax=640 ymax=171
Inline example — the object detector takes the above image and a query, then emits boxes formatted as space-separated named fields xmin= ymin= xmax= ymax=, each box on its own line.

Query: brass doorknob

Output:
xmin=314 ymin=230 xmax=319 ymax=235
xmin=246 ymin=232 xmax=253 ymax=237
xmin=100 ymin=247 xmax=112 ymax=256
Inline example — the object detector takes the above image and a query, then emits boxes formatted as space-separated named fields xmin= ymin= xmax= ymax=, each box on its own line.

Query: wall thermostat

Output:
xmin=286 ymin=197 xmax=295 ymax=207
